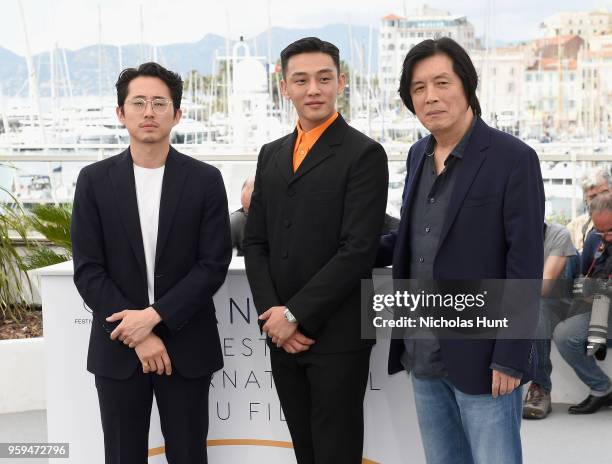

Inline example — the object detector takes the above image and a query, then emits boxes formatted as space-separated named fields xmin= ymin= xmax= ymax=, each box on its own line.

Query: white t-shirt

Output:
xmin=133 ymin=163 xmax=165 ymax=305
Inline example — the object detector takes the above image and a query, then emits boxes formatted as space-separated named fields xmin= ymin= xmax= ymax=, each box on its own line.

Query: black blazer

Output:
xmin=378 ymin=118 xmax=545 ymax=394
xmin=71 ymin=147 xmax=231 ymax=380
xmin=243 ymin=114 xmax=388 ymax=353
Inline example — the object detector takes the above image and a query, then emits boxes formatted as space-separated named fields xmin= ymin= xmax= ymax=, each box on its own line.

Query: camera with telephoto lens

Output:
xmin=573 ymin=277 xmax=611 ymax=360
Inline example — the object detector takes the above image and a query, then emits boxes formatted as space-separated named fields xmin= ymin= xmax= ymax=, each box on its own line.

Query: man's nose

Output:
xmin=143 ymin=100 xmax=155 ymax=117
xmin=306 ymin=79 xmax=321 ymax=95
xmin=425 ymin=84 xmax=439 ymax=104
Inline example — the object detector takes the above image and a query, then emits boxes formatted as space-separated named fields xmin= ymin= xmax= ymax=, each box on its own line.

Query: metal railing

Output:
xmin=1 ymin=145 xmax=612 ymax=162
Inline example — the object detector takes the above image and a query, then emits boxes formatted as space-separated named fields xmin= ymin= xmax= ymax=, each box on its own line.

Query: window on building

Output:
xmin=508 ymin=83 xmax=515 ymax=92
xmin=418 ymin=32 xmax=423 ymax=37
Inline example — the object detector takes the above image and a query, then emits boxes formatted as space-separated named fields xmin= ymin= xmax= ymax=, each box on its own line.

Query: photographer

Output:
xmin=523 ymin=223 xmax=577 ymax=420
xmin=552 ymin=192 xmax=612 ymax=414
xmin=566 ymin=169 xmax=610 ymax=253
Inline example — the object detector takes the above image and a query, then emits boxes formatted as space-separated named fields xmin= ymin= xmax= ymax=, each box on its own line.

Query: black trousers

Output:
xmin=270 ymin=346 xmax=372 ymax=464
xmin=94 ymin=369 xmax=212 ymax=464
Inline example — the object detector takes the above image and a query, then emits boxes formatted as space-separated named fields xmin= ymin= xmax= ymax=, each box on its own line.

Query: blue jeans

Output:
xmin=411 ymin=375 xmax=523 ymax=464
xmin=552 ymin=312 xmax=612 ymax=392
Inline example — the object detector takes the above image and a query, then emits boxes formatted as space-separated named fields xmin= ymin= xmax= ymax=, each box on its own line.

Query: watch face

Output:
xmin=284 ymin=309 xmax=296 ymax=323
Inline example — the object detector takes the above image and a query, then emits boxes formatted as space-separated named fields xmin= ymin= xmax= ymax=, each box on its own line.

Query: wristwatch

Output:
xmin=284 ymin=307 xmax=297 ymax=324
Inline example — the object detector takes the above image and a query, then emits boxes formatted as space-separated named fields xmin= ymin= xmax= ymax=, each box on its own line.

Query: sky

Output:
xmin=0 ymin=0 xmax=611 ymax=56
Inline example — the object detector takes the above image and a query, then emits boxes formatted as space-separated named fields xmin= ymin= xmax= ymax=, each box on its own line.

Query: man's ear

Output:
xmin=173 ymin=108 xmax=183 ymax=127
xmin=116 ymin=106 xmax=125 ymax=125
xmin=280 ymin=79 xmax=290 ymax=100
xmin=337 ymin=73 xmax=347 ymax=95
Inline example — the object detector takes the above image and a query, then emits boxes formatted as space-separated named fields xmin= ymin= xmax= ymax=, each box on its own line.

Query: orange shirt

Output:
xmin=293 ymin=112 xmax=339 ymax=172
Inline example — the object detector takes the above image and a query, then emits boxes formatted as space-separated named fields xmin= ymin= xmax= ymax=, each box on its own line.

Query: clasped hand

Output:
xmin=259 ymin=306 xmax=315 ymax=353
xmin=107 ymin=306 xmax=162 ymax=348
xmin=107 ymin=307 xmax=171 ymax=375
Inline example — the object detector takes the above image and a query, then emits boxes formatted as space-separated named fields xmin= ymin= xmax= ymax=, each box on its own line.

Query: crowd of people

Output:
xmin=524 ymin=169 xmax=612 ymax=418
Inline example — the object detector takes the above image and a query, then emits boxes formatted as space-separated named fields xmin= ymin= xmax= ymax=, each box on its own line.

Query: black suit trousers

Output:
xmin=270 ymin=347 xmax=372 ymax=464
xmin=95 ymin=369 xmax=212 ymax=464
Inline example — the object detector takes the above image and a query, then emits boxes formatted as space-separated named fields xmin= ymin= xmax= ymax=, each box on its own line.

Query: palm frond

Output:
xmin=24 ymin=247 xmax=70 ymax=270
xmin=0 ymin=186 xmax=31 ymax=321
xmin=27 ymin=203 xmax=72 ymax=251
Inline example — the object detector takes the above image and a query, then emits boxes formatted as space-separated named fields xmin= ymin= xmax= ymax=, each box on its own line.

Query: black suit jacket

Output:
xmin=243 ymin=114 xmax=388 ymax=353
xmin=71 ymin=146 xmax=231 ymax=380
xmin=378 ymin=118 xmax=544 ymax=394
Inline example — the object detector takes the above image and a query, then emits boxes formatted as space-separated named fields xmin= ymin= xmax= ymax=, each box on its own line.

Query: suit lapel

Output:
xmin=274 ymin=130 xmax=297 ymax=185
xmin=155 ymin=147 xmax=188 ymax=268
xmin=273 ymin=114 xmax=348 ymax=186
xmin=391 ymin=140 xmax=428 ymax=278
xmin=403 ymin=141 xmax=428 ymax=215
xmin=108 ymin=148 xmax=147 ymax=280
xmin=290 ymin=116 xmax=346 ymax=184
xmin=437 ymin=118 xmax=491 ymax=250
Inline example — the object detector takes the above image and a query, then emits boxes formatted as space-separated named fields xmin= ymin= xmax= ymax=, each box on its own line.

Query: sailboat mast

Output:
xmin=18 ymin=0 xmax=46 ymax=144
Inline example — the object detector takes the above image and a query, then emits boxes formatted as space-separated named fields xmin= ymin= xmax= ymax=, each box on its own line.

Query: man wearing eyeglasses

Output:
xmin=71 ymin=62 xmax=231 ymax=463
xmin=553 ymin=192 xmax=612 ymax=414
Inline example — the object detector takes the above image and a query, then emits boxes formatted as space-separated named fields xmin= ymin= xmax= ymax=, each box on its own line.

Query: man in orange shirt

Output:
xmin=244 ymin=37 xmax=388 ymax=464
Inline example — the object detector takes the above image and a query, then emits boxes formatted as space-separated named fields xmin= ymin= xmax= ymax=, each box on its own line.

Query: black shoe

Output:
xmin=568 ymin=392 xmax=612 ymax=414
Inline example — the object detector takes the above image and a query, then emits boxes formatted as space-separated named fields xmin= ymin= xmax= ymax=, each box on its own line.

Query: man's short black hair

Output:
xmin=115 ymin=62 xmax=183 ymax=115
xmin=398 ymin=37 xmax=481 ymax=117
xmin=280 ymin=37 xmax=340 ymax=78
